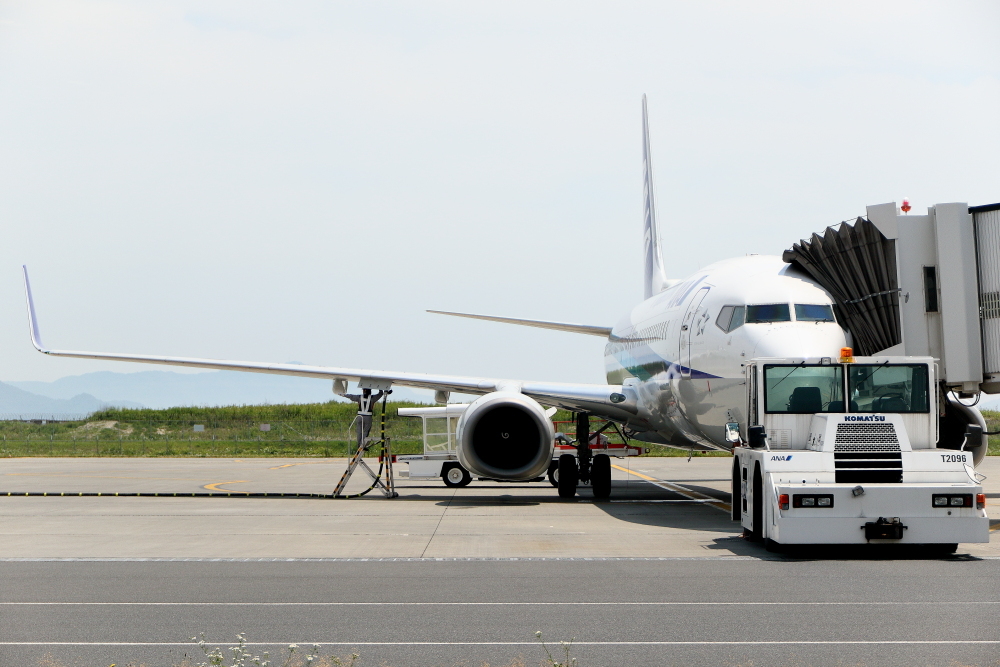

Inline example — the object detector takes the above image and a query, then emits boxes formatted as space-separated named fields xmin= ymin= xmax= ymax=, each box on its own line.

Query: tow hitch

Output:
xmin=863 ymin=517 xmax=907 ymax=541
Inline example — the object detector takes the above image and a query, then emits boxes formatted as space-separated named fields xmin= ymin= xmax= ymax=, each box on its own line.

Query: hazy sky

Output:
xmin=1 ymin=2 xmax=998 ymax=392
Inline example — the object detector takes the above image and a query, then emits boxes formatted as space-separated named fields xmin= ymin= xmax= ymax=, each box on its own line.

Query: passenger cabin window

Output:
xmin=763 ymin=364 xmax=844 ymax=414
xmin=715 ymin=305 xmax=745 ymax=333
xmin=794 ymin=304 xmax=835 ymax=322
xmin=848 ymin=364 xmax=930 ymax=413
xmin=746 ymin=304 xmax=791 ymax=323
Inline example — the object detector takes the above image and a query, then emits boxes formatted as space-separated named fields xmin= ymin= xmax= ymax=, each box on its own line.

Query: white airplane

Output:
xmin=21 ymin=96 xmax=962 ymax=498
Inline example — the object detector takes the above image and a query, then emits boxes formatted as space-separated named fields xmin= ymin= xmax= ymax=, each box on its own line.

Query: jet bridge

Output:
xmin=784 ymin=201 xmax=1000 ymax=397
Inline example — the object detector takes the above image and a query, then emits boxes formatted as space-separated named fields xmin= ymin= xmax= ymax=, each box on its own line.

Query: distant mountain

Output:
xmin=0 ymin=381 xmax=138 ymax=419
xmin=8 ymin=370 xmax=436 ymax=410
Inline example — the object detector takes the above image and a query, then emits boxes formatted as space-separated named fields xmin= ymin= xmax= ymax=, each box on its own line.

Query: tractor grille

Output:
xmin=833 ymin=423 xmax=902 ymax=482
xmin=834 ymin=422 xmax=900 ymax=452
xmin=834 ymin=452 xmax=903 ymax=483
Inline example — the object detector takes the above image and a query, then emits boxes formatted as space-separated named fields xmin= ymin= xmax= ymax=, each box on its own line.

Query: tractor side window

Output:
xmin=763 ymin=364 xmax=844 ymax=414
xmin=848 ymin=364 xmax=930 ymax=413
xmin=746 ymin=304 xmax=791 ymax=323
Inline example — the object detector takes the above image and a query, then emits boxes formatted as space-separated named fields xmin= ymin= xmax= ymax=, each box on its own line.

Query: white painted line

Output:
xmin=3 ymin=641 xmax=1000 ymax=646
xmin=0 ymin=601 xmax=995 ymax=606
xmin=611 ymin=464 xmax=731 ymax=512
xmin=0 ymin=556 xmax=771 ymax=562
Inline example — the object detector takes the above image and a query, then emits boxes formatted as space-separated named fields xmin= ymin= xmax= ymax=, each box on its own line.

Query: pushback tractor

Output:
xmin=734 ymin=351 xmax=989 ymax=550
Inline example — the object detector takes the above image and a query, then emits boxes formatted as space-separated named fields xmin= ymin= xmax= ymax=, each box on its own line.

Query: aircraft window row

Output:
xmin=716 ymin=303 xmax=836 ymax=332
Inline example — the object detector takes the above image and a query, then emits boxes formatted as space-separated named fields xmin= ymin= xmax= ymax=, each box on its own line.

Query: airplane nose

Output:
xmin=752 ymin=325 xmax=847 ymax=359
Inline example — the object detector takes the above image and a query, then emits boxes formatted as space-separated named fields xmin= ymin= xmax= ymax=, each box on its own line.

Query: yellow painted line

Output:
xmin=6 ymin=474 xmax=216 ymax=481
xmin=990 ymin=520 xmax=1000 ymax=532
xmin=612 ymin=464 xmax=731 ymax=513
xmin=269 ymin=461 xmax=335 ymax=469
xmin=202 ymin=480 xmax=250 ymax=493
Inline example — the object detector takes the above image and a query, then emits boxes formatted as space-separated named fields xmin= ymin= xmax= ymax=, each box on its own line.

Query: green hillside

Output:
xmin=1 ymin=402 xmax=994 ymax=458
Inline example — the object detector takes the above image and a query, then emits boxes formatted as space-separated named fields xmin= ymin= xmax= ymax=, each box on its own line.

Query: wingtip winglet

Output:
xmin=21 ymin=265 xmax=48 ymax=353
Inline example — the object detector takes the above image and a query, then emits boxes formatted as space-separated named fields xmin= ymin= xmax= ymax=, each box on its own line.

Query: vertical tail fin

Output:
xmin=642 ymin=95 xmax=668 ymax=300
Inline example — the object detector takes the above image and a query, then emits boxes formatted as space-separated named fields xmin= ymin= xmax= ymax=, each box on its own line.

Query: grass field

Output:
xmin=0 ymin=402 xmax=995 ymax=458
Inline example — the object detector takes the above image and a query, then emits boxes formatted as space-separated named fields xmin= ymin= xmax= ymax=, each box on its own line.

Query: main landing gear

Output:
xmin=557 ymin=412 xmax=613 ymax=500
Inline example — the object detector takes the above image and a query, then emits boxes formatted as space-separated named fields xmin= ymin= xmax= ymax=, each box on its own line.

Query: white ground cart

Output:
xmin=735 ymin=353 xmax=989 ymax=551
xmin=397 ymin=406 xmax=645 ymax=488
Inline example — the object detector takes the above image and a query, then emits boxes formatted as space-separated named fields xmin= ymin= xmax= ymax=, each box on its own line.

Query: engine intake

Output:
xmin=456 ymin=392 xmax=555 ymax=480
xmin=938 ymin=392 xmax=988 ymax=466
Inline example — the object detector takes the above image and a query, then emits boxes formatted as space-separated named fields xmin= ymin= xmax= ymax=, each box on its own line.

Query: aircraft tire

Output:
xmin=557 ymin=454 xmax=578 ymax=498
xmin=591 ymin=454 xmax=611 ymax=499
xmin=442 ymin=464 xmax=472 ymax=488
xmin=547 ymin=461 xmax=559 ymax=487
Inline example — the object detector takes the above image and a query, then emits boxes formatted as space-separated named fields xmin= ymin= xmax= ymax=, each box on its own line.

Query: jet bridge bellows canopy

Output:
xmin=782 ymin=217 xmax=901 ymax=357
xmin=785 ymin=201 xmax=1000 ymax=395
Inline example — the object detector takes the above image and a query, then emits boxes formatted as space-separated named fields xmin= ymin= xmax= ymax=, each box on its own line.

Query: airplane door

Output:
xmin=679 ymin=287 xmax=710 ymax=377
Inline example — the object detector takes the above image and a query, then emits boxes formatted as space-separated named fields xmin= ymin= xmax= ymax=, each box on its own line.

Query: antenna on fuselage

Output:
xmin=642 ymin=95 xmax=669 ymax=300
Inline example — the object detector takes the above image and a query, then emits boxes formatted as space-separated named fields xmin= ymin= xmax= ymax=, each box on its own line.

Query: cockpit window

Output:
xmin=795 ymin=304 xmax=835 ymax=322
xmin=715 ymin=305 xmax=745 ymax=333
xmin=746 ymin=303 xmax=791 ymax=323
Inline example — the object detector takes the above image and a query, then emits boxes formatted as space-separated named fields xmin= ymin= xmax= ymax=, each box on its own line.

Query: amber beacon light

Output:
xmin=839 ymin=347 xmax=854 ymax=363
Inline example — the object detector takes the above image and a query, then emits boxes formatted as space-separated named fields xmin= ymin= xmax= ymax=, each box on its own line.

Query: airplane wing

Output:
xmin=427 ymin=310 xmax=612 ymax=337
xmin=22 ymin=267 xmax=638 ymax=420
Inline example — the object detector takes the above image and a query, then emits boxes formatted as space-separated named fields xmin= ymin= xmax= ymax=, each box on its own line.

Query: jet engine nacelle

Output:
xmin=938 ymin=393 xmax=988 ymax=466
xmin=456 ymin=392 xmax=555 ymax=480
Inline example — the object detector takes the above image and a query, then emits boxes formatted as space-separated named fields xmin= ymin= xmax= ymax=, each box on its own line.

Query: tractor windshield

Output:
xmin=848 ymin=364 xmax=930 ymax=413
xmin=763 ymin=364 xmax=844 ymax=414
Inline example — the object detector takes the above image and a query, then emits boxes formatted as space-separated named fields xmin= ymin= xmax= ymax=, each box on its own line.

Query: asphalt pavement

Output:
xmin=1 ymin=456 xmax=999 ymax=666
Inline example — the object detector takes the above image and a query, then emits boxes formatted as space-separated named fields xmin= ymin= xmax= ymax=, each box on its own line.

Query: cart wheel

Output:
xmin=443 ymin=464 xmax=472 ymax=487
xmin=557 ymin=454 xmax=578 ymax=498
xmin=547 ymin=462 xmax=559 ymax=487
xmin=591 ymin=454 xmax=611 ymax=499
xmin=934 ymin=543 xmax=959 ymax=555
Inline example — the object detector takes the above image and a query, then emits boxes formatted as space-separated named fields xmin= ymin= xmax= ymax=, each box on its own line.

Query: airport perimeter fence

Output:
xmin=0 ymin=417 xmax=427 ymax=458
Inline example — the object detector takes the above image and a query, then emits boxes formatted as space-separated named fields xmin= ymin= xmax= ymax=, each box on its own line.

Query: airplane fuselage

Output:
xmin=604 ymin=255 xmax=848 ymax=450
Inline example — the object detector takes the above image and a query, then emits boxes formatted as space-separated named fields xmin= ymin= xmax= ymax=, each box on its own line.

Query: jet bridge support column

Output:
xmin=576 ymin=412 xmax=591 ymax=483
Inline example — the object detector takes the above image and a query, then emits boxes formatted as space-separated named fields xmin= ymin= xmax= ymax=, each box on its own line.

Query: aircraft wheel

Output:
xmin=547 ymin=462 xmax=559 ymax=487
xmin=557 ymin=454 xmax=578 ymax=498
xmin=591 ymin=454 xmax=611 ymax=499
xmin=442 ymin=464 xmax=472 ymax=488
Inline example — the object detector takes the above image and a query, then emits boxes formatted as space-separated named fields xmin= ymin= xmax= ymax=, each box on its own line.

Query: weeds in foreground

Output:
xmin=31 ymin=632 xmax=567 ymax=667
xmin=535 ymin=631 xmax=577 ymax=667
xmin=181 ymin=634 xmax=359 ymax=667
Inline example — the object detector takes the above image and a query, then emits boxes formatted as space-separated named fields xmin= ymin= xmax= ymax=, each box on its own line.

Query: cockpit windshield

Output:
xmin=764 ymin=364 xmax=844 ymax=414
xmin=794 ymin=304 xmax=835 ymax=322
xmin=746 ymin=304 xmax=791 ymax=323
xmin=848 ymin=364 xmax=930 ymax=413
